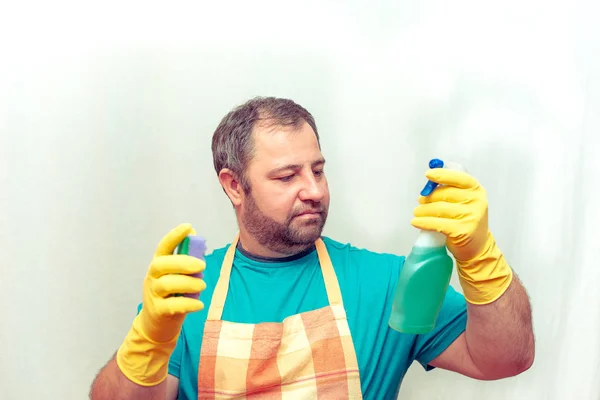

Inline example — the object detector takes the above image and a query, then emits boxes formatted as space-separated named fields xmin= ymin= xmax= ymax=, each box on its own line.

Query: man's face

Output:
xmin=240 ymin=121 xmax=330 ymax=254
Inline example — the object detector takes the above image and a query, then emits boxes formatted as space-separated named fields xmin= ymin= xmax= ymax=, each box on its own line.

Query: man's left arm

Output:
xmin=411 ymin=166 xmax=535 ymax=380
xmin=429 ymin=273 xmax=534 ymax=380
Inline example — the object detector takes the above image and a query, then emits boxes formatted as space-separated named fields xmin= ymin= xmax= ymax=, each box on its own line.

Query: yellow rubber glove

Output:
xmin=411 ymin=168 xmax=513 ymax=305
xmin=116 ymin=223 xmax=206 ymax=386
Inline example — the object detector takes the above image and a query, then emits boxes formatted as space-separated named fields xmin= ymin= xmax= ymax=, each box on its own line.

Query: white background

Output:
xmin=1 ymin=1 xmax=599 ymax=398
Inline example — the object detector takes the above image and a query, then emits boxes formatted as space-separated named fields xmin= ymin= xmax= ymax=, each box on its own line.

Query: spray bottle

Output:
xmin=388 ymin=158 xmax=456 ymax=334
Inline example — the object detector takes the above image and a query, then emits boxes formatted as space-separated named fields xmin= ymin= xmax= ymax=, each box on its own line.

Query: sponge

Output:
xmin=175 ymin=235 xmax=207 ymax=299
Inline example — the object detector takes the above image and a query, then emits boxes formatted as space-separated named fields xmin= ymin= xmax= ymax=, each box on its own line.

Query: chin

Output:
xmin=293 ymin=225 xmax=325 ymax=243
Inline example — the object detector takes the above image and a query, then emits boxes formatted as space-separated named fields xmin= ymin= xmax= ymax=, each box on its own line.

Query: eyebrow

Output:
xmin=268 ymin=158 xmax=326 ymax=176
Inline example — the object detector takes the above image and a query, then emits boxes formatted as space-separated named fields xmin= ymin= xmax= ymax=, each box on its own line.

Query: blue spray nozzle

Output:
xmin=428 ymin=158 xmax=444 ymax=169
xmin=420 ymin=158 xmax=444 ymax=196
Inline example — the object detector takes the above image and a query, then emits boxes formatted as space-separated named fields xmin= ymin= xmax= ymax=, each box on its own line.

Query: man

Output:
xmin=90 ymin=97 xmax=535 ymax=399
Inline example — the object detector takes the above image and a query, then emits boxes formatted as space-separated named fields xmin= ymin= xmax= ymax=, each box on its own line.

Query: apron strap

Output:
xmin=315 ymin=238 xmax=343 ymax=306
xmin=206 ymin=233 xmax=239 ymax=321
xmin=206 ymin=234 xmax=343 ymax=321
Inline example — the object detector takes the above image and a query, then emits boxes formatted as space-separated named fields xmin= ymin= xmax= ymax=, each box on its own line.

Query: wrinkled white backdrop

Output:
xmin=1 ymin=1 xmax=599 ymax=399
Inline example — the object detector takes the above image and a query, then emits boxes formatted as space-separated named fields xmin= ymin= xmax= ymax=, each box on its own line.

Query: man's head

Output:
xmin=212 ymin=97 xmax=330 ymax=255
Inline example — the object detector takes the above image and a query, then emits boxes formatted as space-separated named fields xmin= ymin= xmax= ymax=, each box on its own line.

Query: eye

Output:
xmin=313 ymin=169 xmax=324 ymax=177
xmin=279 ymin=175 xmax=294 ymax=182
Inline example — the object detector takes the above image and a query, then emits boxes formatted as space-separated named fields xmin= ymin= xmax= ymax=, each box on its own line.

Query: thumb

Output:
xmin=154 ymin=223 xmax=196 ymax=257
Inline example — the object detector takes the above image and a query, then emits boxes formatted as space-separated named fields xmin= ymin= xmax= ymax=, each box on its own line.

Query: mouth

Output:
xmin=295 ymin=210 xmax=322 ymax=217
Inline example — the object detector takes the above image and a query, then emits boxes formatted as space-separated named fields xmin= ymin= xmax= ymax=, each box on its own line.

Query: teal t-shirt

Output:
xmin=163 ymin=237 xmax=467 ymax=399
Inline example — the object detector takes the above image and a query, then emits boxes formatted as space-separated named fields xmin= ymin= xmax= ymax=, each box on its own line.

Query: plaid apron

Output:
xmin=197 ymin=234 xmax=363 ymax=399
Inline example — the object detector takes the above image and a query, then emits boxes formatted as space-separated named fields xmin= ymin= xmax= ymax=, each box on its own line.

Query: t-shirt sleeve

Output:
xmin=135 ymin=303 xmax=184 ymax=379
xmin=412 ymin=285 xmax=468 ymax=371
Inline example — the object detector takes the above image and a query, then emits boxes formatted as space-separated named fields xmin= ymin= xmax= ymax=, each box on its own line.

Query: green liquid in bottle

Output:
xmin=388 ymin=233 xmax=453 ymax=334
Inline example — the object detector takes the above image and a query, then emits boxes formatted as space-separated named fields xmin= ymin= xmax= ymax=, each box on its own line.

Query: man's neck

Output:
xmin=236 ymin=241 xmax=316 ymax=263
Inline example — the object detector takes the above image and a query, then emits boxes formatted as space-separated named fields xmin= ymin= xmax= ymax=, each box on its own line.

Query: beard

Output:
xmin=241 ymin=193 xmax=328 ymax=255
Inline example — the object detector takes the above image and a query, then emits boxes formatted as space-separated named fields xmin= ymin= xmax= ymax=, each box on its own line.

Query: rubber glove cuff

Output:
xmin=455 ymin=231 xmax=513 ymax=305
xmin=116 ymin=312 xmax=180 ymax=386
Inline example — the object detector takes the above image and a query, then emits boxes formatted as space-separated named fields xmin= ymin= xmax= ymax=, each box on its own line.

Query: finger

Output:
xmin=410 ymin=216 xmax=460 ymax=237
xmin=155 ymin=296 xmax=205 ymax=316
xmin=153 ymin=274 xmax=207 ymax=298
xmin=155 ymin=223 xmax=195 ymax=257
xmin=413 ymin=202 xmax=469 ymax=219
xmin=150 ymin=254 xmax=206 ymax=277
xmin=419 ymin=186 xmax=472 ymax=204
xmin=425 ymin=168 xmax=478 ymax=189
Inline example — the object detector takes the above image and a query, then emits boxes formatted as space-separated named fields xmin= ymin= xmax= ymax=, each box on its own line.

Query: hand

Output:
xmin=116 ymin=223 xmax=206 ymax=386
xmin=140 ymin=223 xmax=206 ymax=343
xmin=411 ymin=168 xmax=489 ymax=262
xmin=411 ymin=167 xmax=513 ymax=305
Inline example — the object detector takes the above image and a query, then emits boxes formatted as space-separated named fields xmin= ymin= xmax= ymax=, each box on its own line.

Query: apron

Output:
xmin=197 ymin=234 xmax=363 ymax=399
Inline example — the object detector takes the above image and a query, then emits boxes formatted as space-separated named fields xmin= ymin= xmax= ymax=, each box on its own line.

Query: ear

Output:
xmin=218 ymin=168 xmax=244 ymax=206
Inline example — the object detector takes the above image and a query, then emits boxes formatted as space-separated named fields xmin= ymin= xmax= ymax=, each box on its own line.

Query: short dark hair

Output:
xmin=211 ymin=96 xmax=320 ymax=191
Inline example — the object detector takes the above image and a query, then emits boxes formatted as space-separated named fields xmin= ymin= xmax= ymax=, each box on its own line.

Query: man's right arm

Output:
xmin=89 ymin=353 xmax=179 ymax=400
xmin=89 ymin=223 xmax=205 ymax=400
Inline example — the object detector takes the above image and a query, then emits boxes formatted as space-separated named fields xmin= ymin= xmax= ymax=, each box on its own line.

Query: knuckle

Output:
xmin=151 ymin=279 xmax=164 ymax=295
xmin=153 ymin=302 xmax=166 ymax=316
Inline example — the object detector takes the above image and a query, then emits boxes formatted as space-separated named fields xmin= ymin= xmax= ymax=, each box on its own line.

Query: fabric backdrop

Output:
xmin=1 ymin=1 xmax=598 ymax=398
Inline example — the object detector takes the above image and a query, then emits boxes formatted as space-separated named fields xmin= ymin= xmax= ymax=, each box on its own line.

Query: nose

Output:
xmin=298 ymin=173 xmax=325 ymax=203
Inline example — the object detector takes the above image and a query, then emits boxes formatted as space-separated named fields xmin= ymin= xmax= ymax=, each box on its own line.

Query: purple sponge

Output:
xmin=176 ymin=235 xmax=207 ymax=299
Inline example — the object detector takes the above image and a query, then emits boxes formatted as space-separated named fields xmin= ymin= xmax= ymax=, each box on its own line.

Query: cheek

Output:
xmin=321 ymin=180 xmax=331 ymax=203
xmin=255 ymin=187 xmax=297 ymax=218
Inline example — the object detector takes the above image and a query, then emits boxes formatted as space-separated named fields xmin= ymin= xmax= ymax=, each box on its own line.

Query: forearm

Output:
xmin=464 ymin=273 xmax=535 ymax=378
xmin=90 ymin=353 xmax=167 ymax=400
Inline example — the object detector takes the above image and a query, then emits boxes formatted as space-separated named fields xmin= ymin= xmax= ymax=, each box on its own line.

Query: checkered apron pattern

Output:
xmin=197 ymin=234 xmax=363 ymax=399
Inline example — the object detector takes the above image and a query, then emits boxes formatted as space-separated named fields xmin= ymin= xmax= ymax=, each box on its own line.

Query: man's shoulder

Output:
xmin=321 ymin=236 xmax=404 ymax=257
xmin=321 ymin=236 xmax=405 ymax=267
xmin=204 ymin=243 xmax=231 ymax=261
xmin=202 ymin=243 xmax=231 ymax=274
